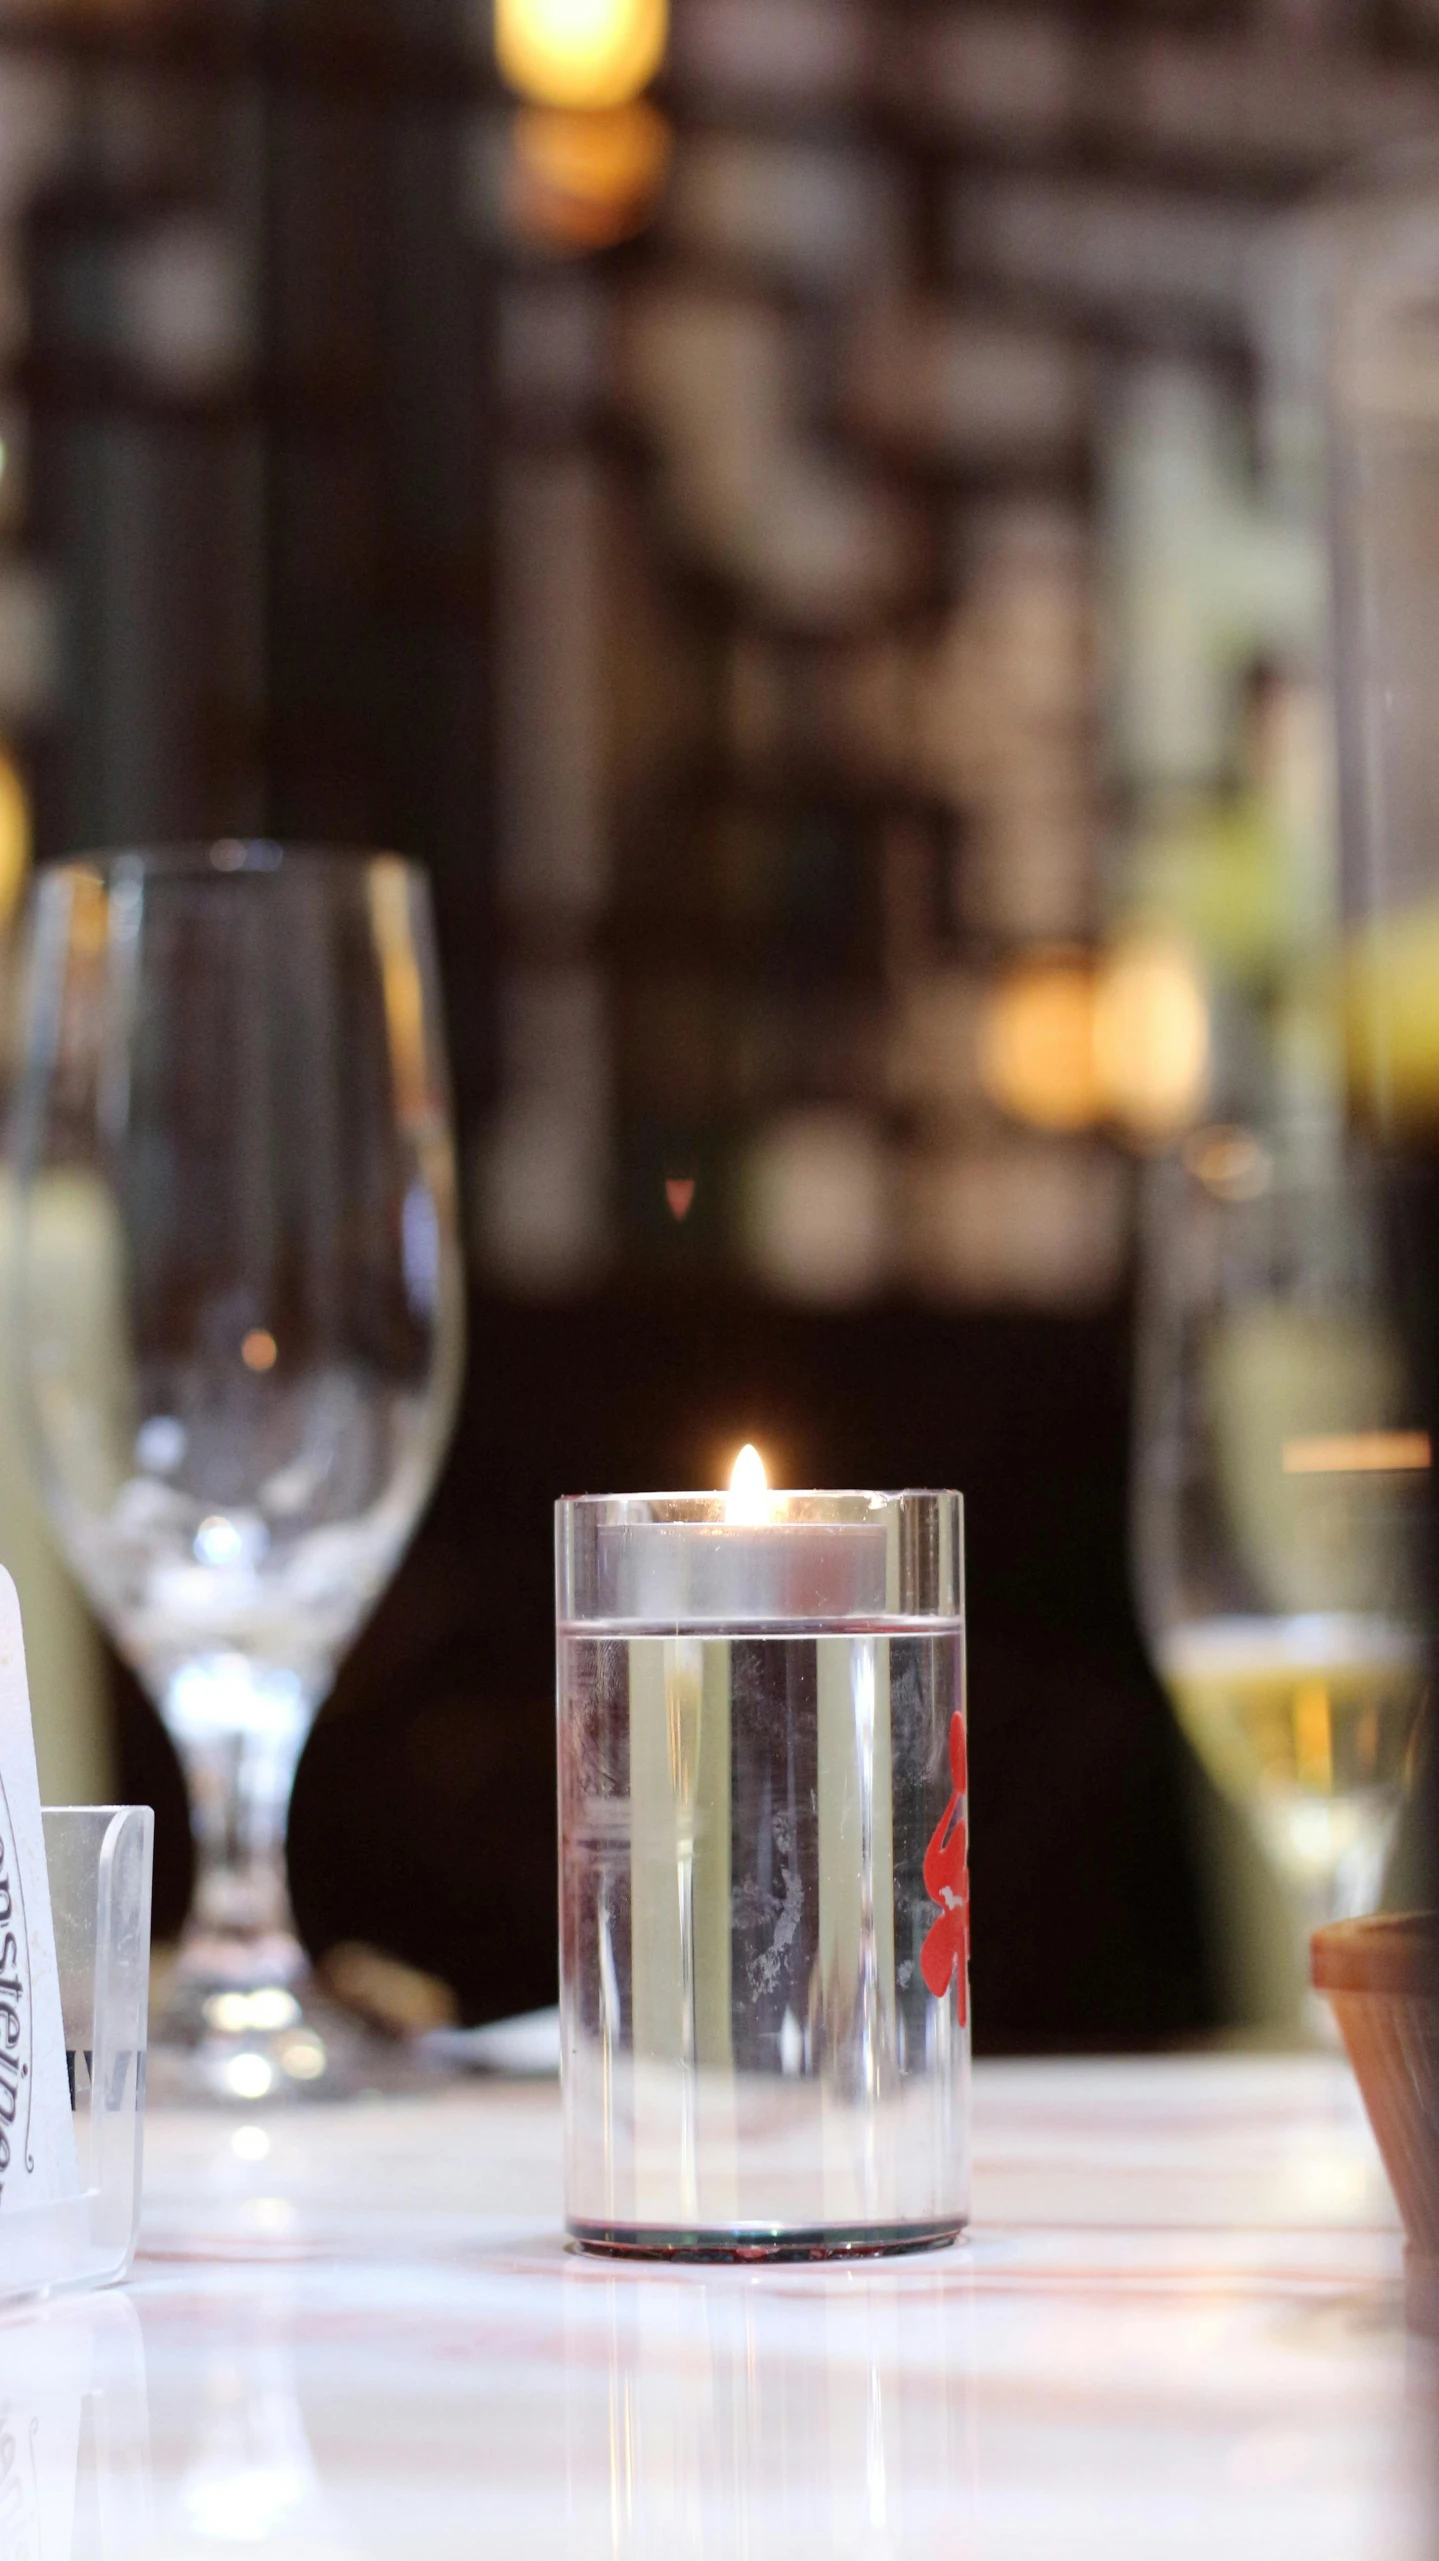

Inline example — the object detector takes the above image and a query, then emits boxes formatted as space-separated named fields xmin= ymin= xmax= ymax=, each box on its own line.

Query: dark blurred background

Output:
xmin=8 ymin=0 xmax=1438 ymax=2045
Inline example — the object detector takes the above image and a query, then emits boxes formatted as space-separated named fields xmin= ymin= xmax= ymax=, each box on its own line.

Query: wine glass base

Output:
xmin=147 ymin=1958 xmax=457 ymax=2105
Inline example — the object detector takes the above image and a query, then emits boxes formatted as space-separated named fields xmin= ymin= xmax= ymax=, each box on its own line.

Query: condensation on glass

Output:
xmin=556 ymin=1489 xmax=967 ymax=2258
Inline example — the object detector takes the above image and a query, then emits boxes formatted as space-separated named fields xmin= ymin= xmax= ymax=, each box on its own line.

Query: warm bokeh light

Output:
xmin=976 ymin=956 xmax=1104 ymax=1133
xmin=496 ymin=0 xmax=667 ymax=109
xmin=1094 ymin=932 xmax=1209 ymax=1139
xmin=508 ymin=101 xmax=671 ymax=251
xmin=0 ymin=745 xmax=30 ymax=933
xmin=725 ymin=1441 xmax=769 ymax=1523
xmin=973 ymin=940 xmax=1209 ymax=1142
xmin=1184 ymin=1124 xmax=1271 ymax=1200
xmin=1281 ymin=1431 xmax=1431 ymax=1477
xmin=241 ymin=1327 xmax=277 ymax=1372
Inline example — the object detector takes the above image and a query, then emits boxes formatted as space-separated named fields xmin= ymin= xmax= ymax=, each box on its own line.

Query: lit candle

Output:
xmin=624 ymin=1448 xmax=896 ymax=2225
xmin=556 ymin=1476 xmax=966 ymax=2250
xmin=598 ymin=1448 xmax=890 ymax=1626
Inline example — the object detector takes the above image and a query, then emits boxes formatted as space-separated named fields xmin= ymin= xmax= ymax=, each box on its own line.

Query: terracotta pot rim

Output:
xmin=1310 ymin=1911 xmax=1438 ymax=1997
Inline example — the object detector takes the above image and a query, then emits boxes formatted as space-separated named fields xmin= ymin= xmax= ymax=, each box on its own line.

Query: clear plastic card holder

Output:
xmin=0 ymin=1808 xmax=153 ymax=2305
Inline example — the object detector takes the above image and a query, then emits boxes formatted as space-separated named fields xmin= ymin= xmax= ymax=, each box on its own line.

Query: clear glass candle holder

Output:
xmin=556 ymin=1488 xmax=968 ymax=2259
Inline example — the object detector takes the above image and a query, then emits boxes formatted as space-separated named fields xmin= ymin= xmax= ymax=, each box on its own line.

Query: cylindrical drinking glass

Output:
xmin=556 ymin=1488 xmax=968 ymax=2258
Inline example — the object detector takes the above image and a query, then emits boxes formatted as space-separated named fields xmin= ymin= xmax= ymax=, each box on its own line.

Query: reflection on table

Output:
xmin=24 ymin=2052 xmax=1415 ymax=2558
xmin=0 ymin=2289 xmax=149 ymax=2555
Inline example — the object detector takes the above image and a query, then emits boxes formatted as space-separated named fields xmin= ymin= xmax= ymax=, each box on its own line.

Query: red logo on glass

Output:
xmin=920 ymin=1710 xmax=970 ymax=2023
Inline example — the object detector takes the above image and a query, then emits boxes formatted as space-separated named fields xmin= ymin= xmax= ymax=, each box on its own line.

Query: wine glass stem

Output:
xmin=163 ymin=1661 xmax=316 ymax=1987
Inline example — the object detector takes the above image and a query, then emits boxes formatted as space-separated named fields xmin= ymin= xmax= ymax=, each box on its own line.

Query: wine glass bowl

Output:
xmin=11 ymin=846 xmax=465 ymax=2097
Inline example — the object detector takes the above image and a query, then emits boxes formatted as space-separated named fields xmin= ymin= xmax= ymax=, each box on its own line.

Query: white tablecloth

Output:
xmin=7 ymin=2053 xmax=1431 ymax=2557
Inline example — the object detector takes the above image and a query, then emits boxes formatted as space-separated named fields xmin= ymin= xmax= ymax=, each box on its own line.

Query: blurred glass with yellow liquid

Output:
xmin=1160 ymin=1610 xmax=1424 ymax=1915
xmin=1134 ymin=1140 xmax=1430 ymax=2010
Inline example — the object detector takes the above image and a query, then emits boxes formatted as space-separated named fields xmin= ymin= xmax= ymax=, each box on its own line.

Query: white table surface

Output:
xmin=7 ymin=2053 xmax=1434 ymax=2558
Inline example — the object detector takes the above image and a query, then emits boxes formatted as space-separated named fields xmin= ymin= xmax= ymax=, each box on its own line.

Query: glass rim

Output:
xmin=36 ymin=842 xmax=420 ymax=884
xmin=558 ymin=1489 xmax=964 ymax=1620
xmin=557 ymin=1488 xmax=962 ymax=1514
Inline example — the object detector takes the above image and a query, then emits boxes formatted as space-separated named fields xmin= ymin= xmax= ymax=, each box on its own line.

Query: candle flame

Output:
xmin=726 ymin=1442 xmax=769 ymax=1523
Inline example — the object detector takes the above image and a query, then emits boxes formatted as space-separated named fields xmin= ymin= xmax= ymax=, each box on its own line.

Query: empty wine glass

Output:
xmin=9 ymin=845 xmax=465 ymax=2099
xmin=1133 ymin=1128 xmax=1429 ymax=2027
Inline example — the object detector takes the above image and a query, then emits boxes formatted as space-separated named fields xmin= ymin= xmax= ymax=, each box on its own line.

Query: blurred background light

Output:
xmin=976 ymin=954 xmax=1104 ymax=1133
xmin=973 ymin=941 xmax=1212 ymax=1143
xmin=508 ymin=102 xmax=672 ymax=252
xmin=0 ymin=742 xmax=29 ymax=933
xmin=741 ymin=1107 xmax=888 ymax=1305
xmin=115 ymin=220 xmax=252 ymax=395
xmin=901 ymin=1139 xmax=1127 ymax=1308
xmin=1184 ymin=1124 xmax=1272 ymax=1202
xmin=1095 ymin=932 xmax=1210 ymax=1140
xmin=496 ymin=0 xmax=668 ymax=110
